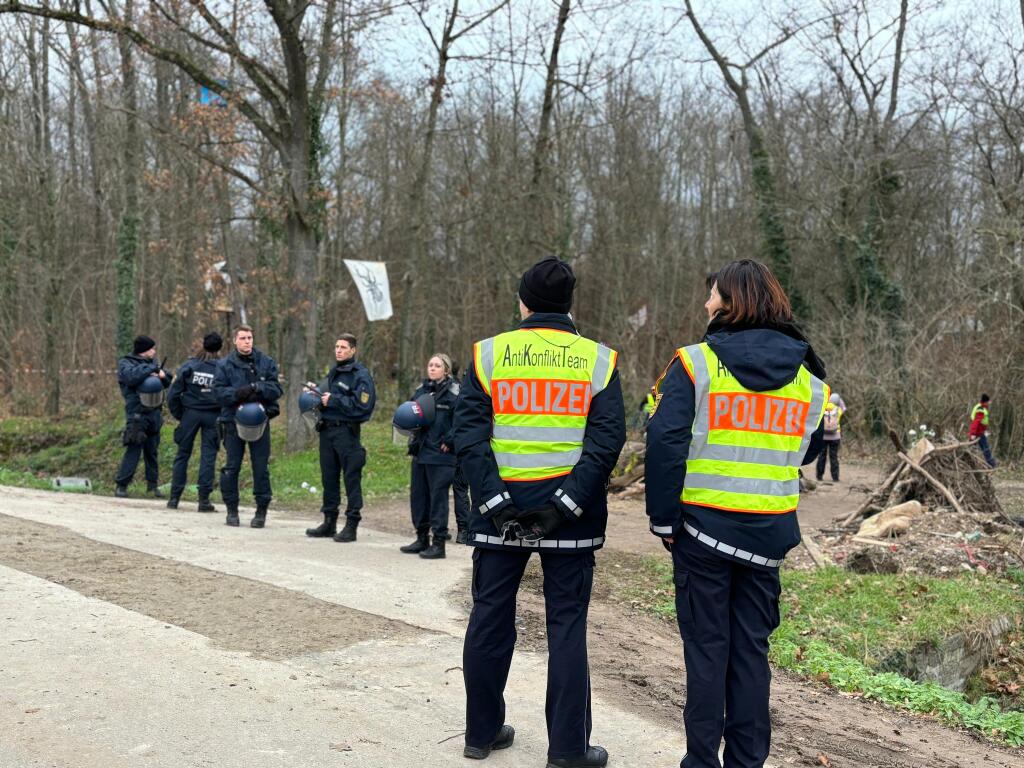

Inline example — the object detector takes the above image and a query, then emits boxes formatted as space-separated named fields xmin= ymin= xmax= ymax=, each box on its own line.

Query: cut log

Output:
xmin=801 ymin=534 xmax=829 ymax=568
xmin=857 ymin=500 xmax=923 ymax=538
xmin=609 ymin=463 xmax=645 ymax=490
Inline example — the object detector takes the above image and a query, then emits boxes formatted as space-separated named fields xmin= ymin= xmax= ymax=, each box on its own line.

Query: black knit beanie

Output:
xmin=132 ymin=335 xmax=156 ymax=355
xmin=518 ymin=255 xmax=576 ymax=314
xmin=203 ymin=332 xmax=224 ymax=353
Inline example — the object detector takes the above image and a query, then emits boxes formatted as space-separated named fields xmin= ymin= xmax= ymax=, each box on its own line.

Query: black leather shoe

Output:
xmin=166 ymin=496 xmax=180 ymax=510
xmin=456 ymin=530 xmax=469 ymax=545
xmin=463 ymin=725 xmax=514 ymax=759
xmin=419 ymin=537 xmax=446 ymax=559
xmin=251 ymin=505 xmax=268 ymax=528
xmin=148 ymin=485 xmax=165 ymax=499
xmin=225 ymin=505 xmax=240 ymax=527
xmin=306 ymin=514 xmax=338 ymax=538
xmin=400 ymin=532 xmax=429 ymax=554
xmin=114 ymin=486 xmax=128 ymax=498
xmin=333 ymin=519 xmax=358 ymax=542
xmin=547 ymin=746 xmax=608 ymax=768
xmin=197 ymin=496 xmax=216 ymax=513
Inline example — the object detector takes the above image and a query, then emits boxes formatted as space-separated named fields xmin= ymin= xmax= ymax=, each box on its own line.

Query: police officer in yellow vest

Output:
xmin=646 ymin=260 xmax=828 ymax=768
xmin=454 ymin=256 xmax=626 ymax=768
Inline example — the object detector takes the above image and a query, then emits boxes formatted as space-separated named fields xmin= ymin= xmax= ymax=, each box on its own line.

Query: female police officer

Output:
xmin=399 ymin=353 xmax=458 ymax=559
xmin=645 ymin=259 xmax=827 ymax=768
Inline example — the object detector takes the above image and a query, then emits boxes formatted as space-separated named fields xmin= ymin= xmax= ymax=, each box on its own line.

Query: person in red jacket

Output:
xmin=969 ymin=394 xmax=996 ymax=468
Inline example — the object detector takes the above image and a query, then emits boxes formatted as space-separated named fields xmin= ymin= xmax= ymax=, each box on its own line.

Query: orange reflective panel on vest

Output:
xmin=493 ymin=379 xmax=592 ymax=416
xmin=709 ymin=393 xmax=809 ymax=437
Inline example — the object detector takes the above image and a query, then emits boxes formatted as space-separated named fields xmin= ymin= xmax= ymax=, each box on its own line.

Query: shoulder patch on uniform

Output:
xmin=360 ymin=391 xmax=370 ymax=404
xmin=450 ymin=381 xmax=461 ymax=396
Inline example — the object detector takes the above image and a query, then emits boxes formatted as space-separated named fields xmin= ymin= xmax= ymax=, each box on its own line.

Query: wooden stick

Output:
xmin=897 ymin=452 xmax=966 ymax=516
xmin=801 ymin=534 xmax=829 ymax=568
xmin=609 ymin=463 xmax=644 ymax=490
xmin=852 ymin=536 xmax=897 ymax=548
xmin=840 ymin=464 xmax=903 ymax=527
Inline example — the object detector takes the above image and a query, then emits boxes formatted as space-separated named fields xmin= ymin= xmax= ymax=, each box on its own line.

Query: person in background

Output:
xmin=646 ymin=259 xmax=827 ymax=768
xmin=304 ymin=334 xmax=377 ymax=542
xmin=167 ymin=332 xmax=224 ymax=511
xmin=969 ymin=393 xmax=996 ymax=468
xmin=114 ymin=335 xmax=172 ymax=498
xmin=451 ymin=359 xmax=471 ymax=545
xmin=399 ymin=353 xmax=458 ymax=559
xmin=214 ymin=325 xmax=282 ymax=528
xmin=816 ymin=392 xmax=846 ymax=483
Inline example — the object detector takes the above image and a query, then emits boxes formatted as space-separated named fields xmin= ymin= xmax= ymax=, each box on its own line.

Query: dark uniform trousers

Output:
xmin=116 ymin=410 xmax=162 ymax=487
xmin=672 ymin=533 xmax=781 ymax=768
xmin=464 ymin=548 xmax=595 ymax=759
xmin=219 ymin=423 xmax=272 ymax=507
xmin=319 ymin=424 xmax=366 ymax=520
xmin=171 ymin=409 xmax=220 ymax=497
xmin=815 ymin=440 xmax=840 ymax=482
xmin=453 ymin=464 xmax=470 ymax=533
xmin=410 ymin=458 xmax=454 ymax=539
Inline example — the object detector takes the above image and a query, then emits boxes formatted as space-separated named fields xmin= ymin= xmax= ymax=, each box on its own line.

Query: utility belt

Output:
xmin=317 ymin=419 xmax=361 ymax=433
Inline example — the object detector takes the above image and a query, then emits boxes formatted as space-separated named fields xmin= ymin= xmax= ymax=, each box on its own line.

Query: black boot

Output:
xmin=114 ymin=485 xmax=128 ymax=498
xmin=166 ymin=495 xmax=180 ymax=509
xmin=197 ymin=495 xmax=216 ymax=513
xmin=548 ymin=749 xmax=602 ymax=765
xmin=148 ymin=484 xmax=165 ymax=499
xmin=456 ymin=529 xmax=469 ymax=545
xmin=547 ymin=746 xmax=608 ymax=768
xmin=464 ymin=725 xmax=515 ymax=760
xmin=419 ymin=536 xmax=446 ymax=560
xmin=333 ymin=518 xmax=358 ymax=542
xmin=251 ymin=504 xmax=268 ymax=528
xmin=306 ymin=512 xmax=338 ymax=538
xmin=400 ymin=531 xmax=429 ymax=554
xmin=225 ymin=504 xmax=240 ymax=527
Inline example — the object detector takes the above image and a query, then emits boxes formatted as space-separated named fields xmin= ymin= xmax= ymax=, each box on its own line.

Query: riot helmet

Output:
xmin=392 ymin=393 xmax=436 ymax=436
xmin=235 ymin=402 xmax=268 ymax=442
xmin=298 ymin=390 xmax=321 ymax=429
xmin=138 ymin=375 xmax=165 ymax=409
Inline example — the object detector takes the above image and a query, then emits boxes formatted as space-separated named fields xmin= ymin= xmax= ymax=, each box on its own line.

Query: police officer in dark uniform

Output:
xmin=304 ymin=333 xmax=376 ymax=542
xmin=646 ymin=260 xmax=827 ymax=768
xmin=167 ymin=332 xmax=224 ymax=511
xmin=454 ymin=256 xmax=626 ymax=768
xmin=213 ymin=324 xmax=283 ymax=528
xmin=399 ymin=353 xmax=458 ymax=559
xmin=114 ymin=335 xmax=172 ymax=498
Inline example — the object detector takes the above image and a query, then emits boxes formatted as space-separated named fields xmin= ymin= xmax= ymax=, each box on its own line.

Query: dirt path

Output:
xmin=1 ymin=484 xmax=1020 ymax=767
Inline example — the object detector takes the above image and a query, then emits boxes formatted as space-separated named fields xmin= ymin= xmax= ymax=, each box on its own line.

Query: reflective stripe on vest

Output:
xmin=474 ymin=328 xmax=617 ymax=482
xmin=676 ymin=342 xmax=828 ymax=514
xmin=971 ymin=404 xmax=990 ymax=426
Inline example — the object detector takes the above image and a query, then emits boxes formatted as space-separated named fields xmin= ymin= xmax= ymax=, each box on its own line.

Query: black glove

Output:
xmin=235 ymin=384 xmax=255 ymax=402
xmin=519 ymin=504 xmax=563 ymax=543
xmin=661 ymin=537 xmax=673 ymax=553
xmin=490 ymin=506 xmax=523 ymax=540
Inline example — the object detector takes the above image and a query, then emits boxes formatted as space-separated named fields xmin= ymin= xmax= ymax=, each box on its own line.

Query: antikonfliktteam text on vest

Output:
xmin=474 ymin=328 xmax=616 ymax=482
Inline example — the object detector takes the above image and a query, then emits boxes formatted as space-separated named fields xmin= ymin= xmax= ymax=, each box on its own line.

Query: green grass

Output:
xmin=0 ymin=413 xmax=410 ymax=506
xmin=637 ymin=558 xmax=1024 ymax=746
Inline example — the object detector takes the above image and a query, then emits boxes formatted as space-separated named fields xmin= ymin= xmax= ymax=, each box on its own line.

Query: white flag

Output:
xmin=344 ymin=260 xmax=393 ymax=321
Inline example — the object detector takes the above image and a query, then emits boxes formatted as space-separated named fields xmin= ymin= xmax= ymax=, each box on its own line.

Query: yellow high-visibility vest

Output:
xmin=474 ymin=327 xmax=617 ymax=482
xmin=971 ymin=403 xmax=990 ymax=426
xmin=668 ymin=342 xmax=828 ymax=514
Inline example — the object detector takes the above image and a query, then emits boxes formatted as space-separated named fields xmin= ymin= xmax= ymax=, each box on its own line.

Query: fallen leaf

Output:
xmin=817 ymin=752 xmax=832 ymax=767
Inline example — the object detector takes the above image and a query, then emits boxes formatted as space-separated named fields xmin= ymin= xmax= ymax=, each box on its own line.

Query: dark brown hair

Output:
xmin=337 ymin=333 xmax=357 ymax=347
xmin=706 ymin=259 xmax=793 ymax=326
xmin=233 ymin=324 xmax=253 ymax=339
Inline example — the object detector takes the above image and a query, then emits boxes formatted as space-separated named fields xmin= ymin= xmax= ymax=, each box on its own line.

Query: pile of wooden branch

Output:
xmin=841 ymin=432 xmax=1005 ymax=529
xmin=610 ymin=441 xmax=646 ymax=499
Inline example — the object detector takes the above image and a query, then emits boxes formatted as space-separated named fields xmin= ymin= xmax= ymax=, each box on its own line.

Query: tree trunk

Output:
xmin=115 ymin=0 xmax=140 ymax=357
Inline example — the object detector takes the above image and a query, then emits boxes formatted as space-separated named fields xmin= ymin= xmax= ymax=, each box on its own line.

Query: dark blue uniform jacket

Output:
xmin=646 ymin=322 xmax=825 ymax=567
xmin=454 ymin=313 xmax=627 ymax=552
xmin=117 ymin=354 xmax=172 ymax=416
xmin=214 ymin=349 xmax=283 ymax=422
xmin=168 ymin=357 xmax=220 ymax=419
xmin=317 ymin=360 xmax=376 ymax=423
xmin=409 ymin=377 xmax=458 ymax=467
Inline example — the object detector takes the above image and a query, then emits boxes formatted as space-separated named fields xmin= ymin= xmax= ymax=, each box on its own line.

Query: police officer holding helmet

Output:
xmin=167 ymin=332 xmax=224 ymax=511
xmin=397 ymin=353 xmax=459 ymax=560
xmin=454 ymin=256 xmax=625 ymax=768
xmin=115 ymin=334 xmax=172 ymax=498
xmin=304 ymin=333 xmax=376 ymax=542
xmin=646 ymin=259 xmax=827 ymax=768
xmin=214 ymin=324 xmax=283 ymax=528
